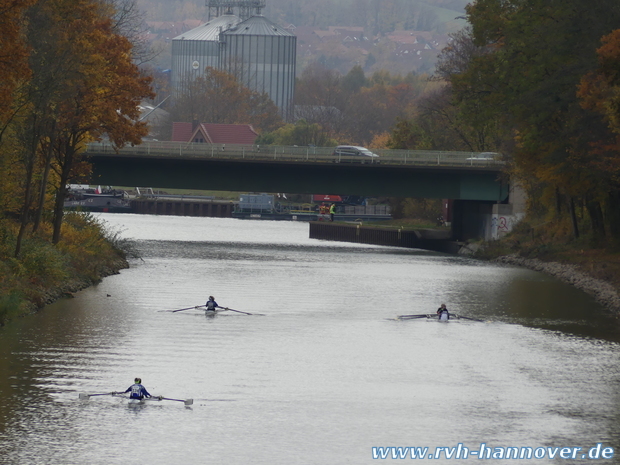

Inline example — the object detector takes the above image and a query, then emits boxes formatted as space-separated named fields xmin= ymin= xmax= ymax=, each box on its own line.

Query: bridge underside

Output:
xmin=89 ymin=156 xmax=508 ymax=201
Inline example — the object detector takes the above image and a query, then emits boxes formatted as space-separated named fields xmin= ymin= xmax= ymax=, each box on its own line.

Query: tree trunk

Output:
xmin=15 ymin=122 xmax=41 ymax=257
xmin=52 ymin=141 xmax=76 ymax=244
xmin=605 ymin=190 xmax=620 ymax=241
xmin=15 ymin=168 xmax=34 ymax=258
xmin=555 ymin=187 xmax=563 ymax=215
xmin=569 ymin=196 xmax=579 ymax=239
xmin=585 ymin=197 xmax=605 ymax=242
xmin=32 ymin=123 xmax=56 ymax=233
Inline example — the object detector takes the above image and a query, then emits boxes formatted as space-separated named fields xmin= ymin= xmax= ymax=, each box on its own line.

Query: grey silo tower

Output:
xmin=170 ymin=0 xmax=295 ymax=121
xmin=220 ymin=16 xmax=296 ymax=121
xmin=171 ymin=14 xmax=242 ymax=91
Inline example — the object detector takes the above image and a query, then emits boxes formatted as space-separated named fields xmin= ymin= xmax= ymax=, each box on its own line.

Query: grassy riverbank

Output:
xmin=0 ymin=212 xmax=130 ymax=326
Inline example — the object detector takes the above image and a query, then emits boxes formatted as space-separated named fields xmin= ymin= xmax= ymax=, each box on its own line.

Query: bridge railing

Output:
xmin=85 ymin=142 xmax=505 ymax=168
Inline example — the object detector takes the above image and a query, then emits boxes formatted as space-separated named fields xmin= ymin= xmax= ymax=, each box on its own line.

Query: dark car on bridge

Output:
xmin=332 ymin=145 xmax=380 ymax=164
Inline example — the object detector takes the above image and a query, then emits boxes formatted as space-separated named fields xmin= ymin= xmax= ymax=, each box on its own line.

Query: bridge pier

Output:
xmin=450 ymin=182 xmax=527 ymax=241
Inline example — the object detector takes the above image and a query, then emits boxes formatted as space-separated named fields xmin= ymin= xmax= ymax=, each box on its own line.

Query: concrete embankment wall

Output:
xmin=309 ymin=222 xmax=461 ymax=253
xmin=130 ymin=199 xmax=234 ymax=217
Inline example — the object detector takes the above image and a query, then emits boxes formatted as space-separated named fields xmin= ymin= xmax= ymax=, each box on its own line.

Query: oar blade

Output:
xmin=79 ymin=393 xmax=90 ymax=399
xmin=226 ymin=307 xmax=265 ymax=316
xmin=159 ymin=396 xmax=193 ymax=405
xmin=458 ymin=315 xmax=485 ymax=322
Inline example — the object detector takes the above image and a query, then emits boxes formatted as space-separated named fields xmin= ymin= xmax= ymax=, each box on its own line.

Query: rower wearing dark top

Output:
xmin=437 ymin=303 xmax=450 ymax=321
xmin=122 ymin=378 xmax=151 ymax=399
xmin=206 ymin=296 xmax=222 ymax=311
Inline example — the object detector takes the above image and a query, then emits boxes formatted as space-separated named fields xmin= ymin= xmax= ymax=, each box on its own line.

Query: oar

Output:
xmin=157 ymin=396 xmax=193 ymax=406
xmin=456 ymin=315 xmax=485 ymax=322
xmin=224 ymin=307 xmax=264 ymax=316
xmin=79 ymin=392 xmax=115 ymax=399
xmin=172 ymin=305 xmax=204 ymax=313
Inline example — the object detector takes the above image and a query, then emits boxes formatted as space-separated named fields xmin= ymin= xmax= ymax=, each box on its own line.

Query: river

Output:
xmin=0 ymin=214 xmax=618 ymax=464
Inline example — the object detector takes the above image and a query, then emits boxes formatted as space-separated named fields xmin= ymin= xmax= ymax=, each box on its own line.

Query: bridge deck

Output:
xmin=85 ymin=142 xmax=505 ymax=170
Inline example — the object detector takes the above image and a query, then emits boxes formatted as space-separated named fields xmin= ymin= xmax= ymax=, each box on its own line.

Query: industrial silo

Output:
xmin=220 ymin=15 xmax=296 ymax=120
xmin=171 ymin=14 xmax=241 ymax=90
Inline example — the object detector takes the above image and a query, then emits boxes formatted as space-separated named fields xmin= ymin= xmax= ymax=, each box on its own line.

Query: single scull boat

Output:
xmin=396 ymin=313 xmax=484 ymax=322
xmin=79 ymin=392 xmax=193 ymax=406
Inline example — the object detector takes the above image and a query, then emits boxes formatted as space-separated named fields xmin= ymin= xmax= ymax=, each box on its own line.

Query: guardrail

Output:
xmin=85 ymin=141 xmax=505 ymax=168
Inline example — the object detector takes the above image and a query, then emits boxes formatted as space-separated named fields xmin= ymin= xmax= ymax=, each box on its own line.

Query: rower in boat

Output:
xmin=115 ymin=377 xmax=152 ymax=403
xmin=205 ymin=295 xmax=224 ymax=314
xmin=437 ymin=304 xmax=450 ymax=321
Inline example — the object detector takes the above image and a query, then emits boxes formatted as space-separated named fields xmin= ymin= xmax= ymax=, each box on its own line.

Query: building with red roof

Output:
xmin=172 ymin=122 xmax=259 ymax=145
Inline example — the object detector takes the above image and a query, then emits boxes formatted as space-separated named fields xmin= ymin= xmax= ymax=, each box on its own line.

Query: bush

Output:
xmin=0 ymin=212 xmax=128 ymax=325
xmin=0 ymin=291 xmax=25 ymax=326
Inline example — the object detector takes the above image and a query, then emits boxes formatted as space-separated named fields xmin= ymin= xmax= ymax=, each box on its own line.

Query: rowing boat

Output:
xmin=127 ymin=397 xmax=147 ymax=406
xmin=114 ymin=393 xmax=154 ymax=406
xmin=204 ymin=308 xmax=225 ymax=316
xmin=396 ymin=313 xmax=484 ymax=322
xmin=79 ymin=392 xmax=193 ymax=406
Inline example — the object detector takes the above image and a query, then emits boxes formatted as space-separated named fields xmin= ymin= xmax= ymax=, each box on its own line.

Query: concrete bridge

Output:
xmin=85 ymin=142 xmax=508 ymax=201
xmin=84 ymin=141 xmax=519 ymax=241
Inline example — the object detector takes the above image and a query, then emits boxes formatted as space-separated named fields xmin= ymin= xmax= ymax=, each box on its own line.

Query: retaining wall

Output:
xmin=130 ymin=199 xmax=234 ymax=217
xmin=309 ymin=222 xmax=460 ymax=253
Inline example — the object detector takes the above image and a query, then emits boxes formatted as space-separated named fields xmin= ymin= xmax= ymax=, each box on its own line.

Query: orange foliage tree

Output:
xmin=577 ymin=29 xmax=620 ymax=237
xmin=171 ymin=67 xmax=283 ymax=134
xmin=46 ymin=0 xmax=154 ymax=244
xmin=449 ymin=0 xmax=620 ymax=241
xmin=7 ymin=0 xmax=154 ymax=255
xmin=0 ymin=0 xmax=35 ymax=128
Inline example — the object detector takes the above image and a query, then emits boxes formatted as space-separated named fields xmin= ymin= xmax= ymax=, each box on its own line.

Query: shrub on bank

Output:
xmin=0 ymin=213 xmax=129 ymax=326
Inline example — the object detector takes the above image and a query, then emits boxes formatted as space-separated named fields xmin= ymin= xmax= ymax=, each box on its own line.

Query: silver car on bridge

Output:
xmin=332 ymin=145 xmax=380 ymax=164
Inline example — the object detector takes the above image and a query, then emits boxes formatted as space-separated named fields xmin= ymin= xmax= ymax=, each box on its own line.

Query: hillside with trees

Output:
xmin=139 ymin=0 xmax=470 ymax=75
xmin=136 ymin=0 xmax=469 ymax=31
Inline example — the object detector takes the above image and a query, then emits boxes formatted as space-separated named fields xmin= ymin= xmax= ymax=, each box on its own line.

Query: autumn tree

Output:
xmin=257 ymin=119 xmax=338 ymax=147
xmin=579 ymin=30 xmax=620 ymax=136
xmin=341 ymin=84 xmax=391 ymax=145
xmin=103 ymin=0 xmax=156 ymax=64
xmin=294 ymin=62 xmax=346 ymax=136
xmin=340 ymin=65 xmax=367 ymax=95
xmin=294 ymin=63 xmax=432 ymax=146
xmin=462 ymin=0 xmax=620 ymax=241
xmin=340 ymin=76 xmax=420 ymax=145
xmin=49 ymin=5 xmax=153 ymax=244
xmin=0 ymin=0 xmax=36 ymax=130
xmin=577 ymin=29 xmax=620 ymax=238
xmin=170 ymin=67 xmax=283 ymax=134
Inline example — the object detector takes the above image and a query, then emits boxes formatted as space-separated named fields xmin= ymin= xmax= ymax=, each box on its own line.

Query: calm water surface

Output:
xmin=0 ymin=214 xmax=619 ymax=464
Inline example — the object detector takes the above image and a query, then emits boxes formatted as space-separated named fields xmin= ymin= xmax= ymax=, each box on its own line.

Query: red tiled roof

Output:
xmin=196 ymin=123 xmax=258 ymax=145
xmin=172 ymin=122 xmax=258 ymax=145
xmin=171 ymin=122 xmax=194 ymax=142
